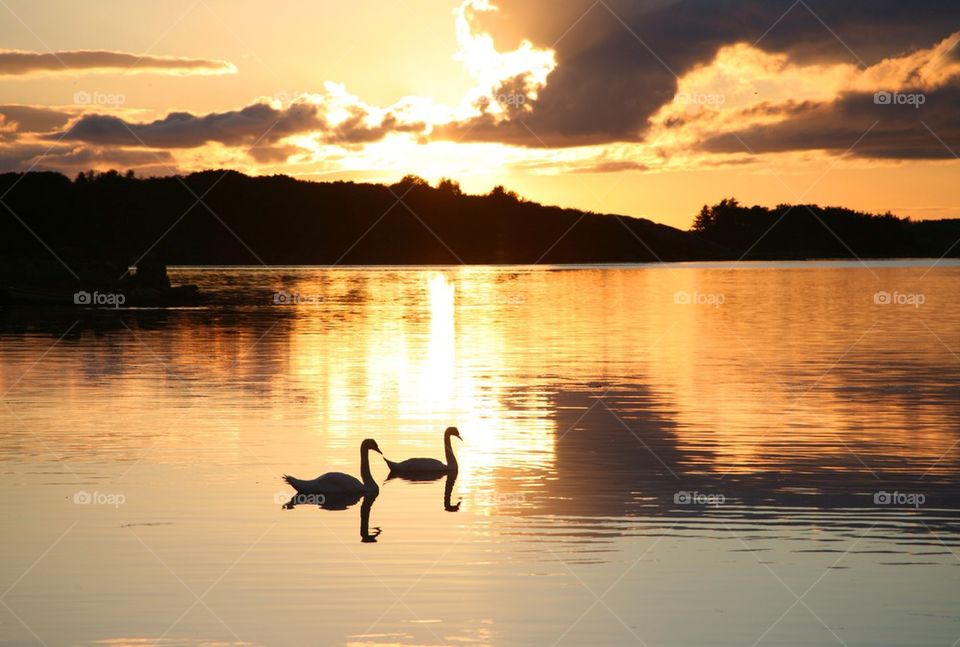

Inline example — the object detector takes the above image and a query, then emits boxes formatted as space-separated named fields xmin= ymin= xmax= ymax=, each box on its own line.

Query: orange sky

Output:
xmin=1 ymin=0 xmax=958 ymax=228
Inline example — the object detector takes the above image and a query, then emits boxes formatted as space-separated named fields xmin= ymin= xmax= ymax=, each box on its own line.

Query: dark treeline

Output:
xmin=0 ymin=171 xmax=957 ymax=281
xmin=0 ymin=170 xmax=725 ymax=280
xmin=693 ymin=198 xmax=960 ymax=259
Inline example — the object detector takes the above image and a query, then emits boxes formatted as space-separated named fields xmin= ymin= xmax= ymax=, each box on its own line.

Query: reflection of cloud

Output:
xmin=0 ymin=49 xmax=236 ymax=76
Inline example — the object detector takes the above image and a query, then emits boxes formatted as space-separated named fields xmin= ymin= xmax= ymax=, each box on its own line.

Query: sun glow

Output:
xmin=282 ymin=269 xmax=556 ymax=491
xmin=454 ymin=0 xmax=557 ymax=117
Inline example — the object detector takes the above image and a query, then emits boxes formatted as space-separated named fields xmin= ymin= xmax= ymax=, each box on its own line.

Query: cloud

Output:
xmin=453 ymin=0 xmax=555 ymax=120
xmin=247 ymin=144 xmax=303 ymax=164
xmin=0 ymin=105 xmax=74 ymax=133
xmin=34 ymin=146 xmax=176 ymax=172
xmin=0 ymin=142 xmax=175 ymax=173
xmin=571 ymin=160 xmax=648 ymax=174
xmin=0 ymin=49 xmax=236 ymax=77
xmin=51 ymin=87 xmax=433 ymax=152
xmin=54 ymin=102 xmax=323 ymax=148
xmin=438 ymin=0 xmax=960 ymax=147
xmin=8 ymin=0 xmax=960 ymax=176
xmin=646 ymin=32 xmax=960 ymax=161
xmin=320 ymin=109 xmax=427 ymax=146
xmin=701 ymin=83 xmax=960 ymax=160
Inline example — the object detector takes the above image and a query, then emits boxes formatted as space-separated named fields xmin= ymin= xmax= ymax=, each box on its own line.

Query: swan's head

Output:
xmin=445 ymin=426 xmax=462 ymax=440
xmin=361 ymin=438 xmax=382 ymax=454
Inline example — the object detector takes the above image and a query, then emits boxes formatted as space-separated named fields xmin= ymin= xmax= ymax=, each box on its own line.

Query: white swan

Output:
xmin=283 ymin=438 xmax=382 ymax=495
xmin=385 ymin=427 xmax=461 ymax=475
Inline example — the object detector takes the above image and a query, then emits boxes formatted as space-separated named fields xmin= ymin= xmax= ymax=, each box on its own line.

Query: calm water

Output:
xmin=1 ymin=263 xmax=959 ymax=646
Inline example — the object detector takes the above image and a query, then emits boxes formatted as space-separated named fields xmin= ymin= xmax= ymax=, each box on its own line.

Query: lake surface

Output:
xmin=1 ymin=262 xmax=959 ymax=646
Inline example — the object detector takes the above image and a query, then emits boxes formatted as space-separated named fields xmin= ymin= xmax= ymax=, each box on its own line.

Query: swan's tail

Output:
xmin=283 ymin=474 xmax=306 ymax=493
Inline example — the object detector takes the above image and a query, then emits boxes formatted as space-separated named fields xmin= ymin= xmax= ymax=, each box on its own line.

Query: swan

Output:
xmin=384 ymin=427 xmax=461 ymax=475
xmin=283 ymin=438 xmax=382 ymax=495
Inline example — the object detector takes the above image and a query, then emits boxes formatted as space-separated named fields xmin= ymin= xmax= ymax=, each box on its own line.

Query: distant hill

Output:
xmin=0 ymin=172 xmax=956 ymax=282
xmin=0 ymin=171 xmax=726 ymax=280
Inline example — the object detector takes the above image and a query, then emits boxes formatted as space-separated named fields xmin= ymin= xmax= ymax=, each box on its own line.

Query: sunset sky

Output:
xmin=1 ymin=0 xmax=959 ymax=227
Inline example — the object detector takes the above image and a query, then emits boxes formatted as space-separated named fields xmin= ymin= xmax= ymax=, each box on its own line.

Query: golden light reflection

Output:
xmin=2 ymin=267 xmax=956 ymax=482
xmin=283 ymin=269 xmax=557 ymax=493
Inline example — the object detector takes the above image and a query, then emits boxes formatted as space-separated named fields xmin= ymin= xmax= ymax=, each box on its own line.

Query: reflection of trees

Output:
xmin=491 ymin=384 xmax=960 ymax=542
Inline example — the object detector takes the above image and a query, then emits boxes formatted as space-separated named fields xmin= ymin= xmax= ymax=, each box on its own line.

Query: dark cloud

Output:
xmin=0 ymin=142 xmax=174 ymax=173
xmin=0 ymin=105 xmax=74 ymax=133
xmin=34 ymin=147 xmax=176 ymax=171
xmin=442 ymin=0 xmax=960 ymax=147
xmin=52 ymin=101 xmax=427 ymax=150
xmin=52 ymin=102 xmax=324 ymax=148
xmin=12 ymin=1 xmax=960 ymax=169
xmin=0 ymin=49 xmax=235 ymax=76
xmin=0 ymin=143 xmax=61 ymax=169
xmin=702 ymin=83 xmax=960 ymax=159
xmin=320 ymin=107 xmax=427 ymax=145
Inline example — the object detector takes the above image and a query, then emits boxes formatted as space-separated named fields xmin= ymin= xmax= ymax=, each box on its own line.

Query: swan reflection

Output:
xmin=282 ymin=492 xmax=381 ymax=543
xmin=386 ymin=468 xmax=461 ymax=512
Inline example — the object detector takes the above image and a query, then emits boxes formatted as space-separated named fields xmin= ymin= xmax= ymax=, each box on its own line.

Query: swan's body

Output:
xmin=385 ymin=457 xmax=447 ymax=473
xmin=385 ymin=427 xmax=461 ymax=475
xmin=283 ymin=472 xmax=364 ymax=495
xmin=283 ymin=438 xmax=382 ymax=495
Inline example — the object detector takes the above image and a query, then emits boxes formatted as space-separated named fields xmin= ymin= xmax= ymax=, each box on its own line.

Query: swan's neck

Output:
xmin=360 ymin=449 xmax=376 ymax=488
xmin=445 ymin=435 xmax=458 ymax=473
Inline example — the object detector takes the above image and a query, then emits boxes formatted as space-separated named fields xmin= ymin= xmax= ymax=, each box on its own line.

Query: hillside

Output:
xmin=0 ymin=171 xmax=726 ymax=279
xmin=0 ymin=173 xmax=957 ymax=283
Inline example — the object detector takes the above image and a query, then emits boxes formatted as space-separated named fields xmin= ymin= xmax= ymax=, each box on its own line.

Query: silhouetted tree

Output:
xmin=392 ymin=174 xmax=429 ymax=192
xmin=436 ymin=177 xmax=462 ymax=196
xmin=690 ymin=197 xmax=934 ymax=259
xmin=489 ymin=185 xmax=519 ymax=202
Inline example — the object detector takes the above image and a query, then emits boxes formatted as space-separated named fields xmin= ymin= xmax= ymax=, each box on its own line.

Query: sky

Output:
xmin=1 ymin=0 xmax=959 ymax=228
